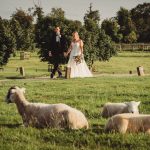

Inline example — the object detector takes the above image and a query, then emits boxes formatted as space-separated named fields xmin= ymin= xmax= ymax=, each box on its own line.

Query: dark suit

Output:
xmin=50 ymin=32 xmax=66 ymax=77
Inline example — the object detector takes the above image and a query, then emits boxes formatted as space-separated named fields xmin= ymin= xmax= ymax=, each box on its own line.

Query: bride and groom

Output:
xmin=49 ymin=26 xmax=92 ymax=79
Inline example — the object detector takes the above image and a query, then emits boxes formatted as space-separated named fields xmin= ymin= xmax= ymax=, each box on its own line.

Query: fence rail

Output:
xmin=113 ymin=43 xmax=150 ymax=51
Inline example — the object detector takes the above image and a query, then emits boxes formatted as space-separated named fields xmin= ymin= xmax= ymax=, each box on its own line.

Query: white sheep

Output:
xmin=5 ymin=86 xmax=89 ymax=129
xmin=104 ymin=113 xmax=150 ymax=134
xmin=101 ymin=101 xmax=140 ymax=118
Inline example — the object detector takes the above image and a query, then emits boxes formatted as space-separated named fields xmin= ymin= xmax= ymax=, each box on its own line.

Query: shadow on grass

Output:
xmin=6 ymin=76 xmax=26 ymax=79
xmin=118 ymin=55 xmax=150 ymax=58
xmin=0 ymin=123 xmax=22 ymax=128
xmin=91 ymin=124 xmax=105 ymax=134
xmin=142 ymin=101 xmax=150 ymax=105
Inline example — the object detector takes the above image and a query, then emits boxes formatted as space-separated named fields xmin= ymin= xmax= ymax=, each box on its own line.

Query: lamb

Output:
xmin=5 ymin=86 xmax=89 ymax=129
xmin=101 ymin=101 xmax=140 ymax=118
xmin=104 ymin=113 xmax=150 ymax=134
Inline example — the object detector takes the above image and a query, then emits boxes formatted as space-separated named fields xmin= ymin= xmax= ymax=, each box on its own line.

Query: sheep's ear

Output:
xmin=137 ymin=101 xmax=141 ymax=106
xmin=21 ymin=88 xmax=26 ymax=93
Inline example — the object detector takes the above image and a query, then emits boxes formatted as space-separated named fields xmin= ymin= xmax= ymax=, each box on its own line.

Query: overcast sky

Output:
xmin=0 ymin=0 xmax=149 ymax=22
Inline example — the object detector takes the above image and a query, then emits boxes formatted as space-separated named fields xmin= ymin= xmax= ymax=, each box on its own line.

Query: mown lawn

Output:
xmin=0 ymin=76 xmax=150 ymax=150
xmin=0 ymin=51 xmax=150 ymax=79
xmin=94 ymin=51 xmax=150 ymax=74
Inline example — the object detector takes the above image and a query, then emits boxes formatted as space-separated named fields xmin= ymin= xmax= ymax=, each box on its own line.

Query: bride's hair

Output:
xmin=72 ymin=31 xmax=80 ymax=41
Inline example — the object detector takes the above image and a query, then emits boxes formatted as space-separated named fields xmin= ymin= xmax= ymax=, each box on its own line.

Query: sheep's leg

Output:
xmin=23 ymin=122 xmax=29 ymax=127
xmin=104 ymin=119 xmax=114 ymax=132
xmin=62 ymin=110 xmax=84 ymax=129
xmin=118 ymin=119 xmax=128 ymax=134
xmin=69 ymin=122 xmax=79 ymax=130
xmin=22 ymin=117 xmax=30 ymax=127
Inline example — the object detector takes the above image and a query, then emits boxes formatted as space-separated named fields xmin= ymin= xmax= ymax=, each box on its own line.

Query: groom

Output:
xmin=49 ymin=26 xmax=66 ymax=79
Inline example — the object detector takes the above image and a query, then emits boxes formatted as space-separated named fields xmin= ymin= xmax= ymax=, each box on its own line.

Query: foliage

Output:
xmin=35 ymin=7 xmax=83 ymax=64
xmin=101 ymin=18 xmax=123 ymax=43
xmin=10 ymin=9 xmax=35 ymax=51
xmin=131 ymin=3 xmax=150 ymax=43
xmin=83 ymin=4 xmax=116 ymax=68
xmin=117 ymin=7 xmax=137 ymax=43
xmin=0 ymin=18 xmax=16 ymax=66
xmin=49 ymin=8 xmax=65 ymax=19
xmin=35 ymin=5 xmax=116 ymax=66
xmin=101 ymin=3 xmax=150 ymax=43
xmin=97 ymin=30 xmax=116 ymax=61
xmin=124 ymin=31 xmax=137 ymax=43
xmin=84 ymin=3 xmax=100 ymax=24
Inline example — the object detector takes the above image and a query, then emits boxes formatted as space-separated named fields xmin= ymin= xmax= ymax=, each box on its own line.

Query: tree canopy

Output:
xmin=0 ymin=18 xmax=16 ymax=66
xmin=36 ymin=5 xmax=116 ymax=67
xmin=10 ymin=9 xmax=35 ymax=51
xmin=0 ymin=2 xmax=149 ymax=66
xmin=131 ymin=3 xmax=150 ymax=42
xmin=101 ymin=3 xmax=150 ymax=43
xmin=101 ymin=18 xmax=122 ymax=43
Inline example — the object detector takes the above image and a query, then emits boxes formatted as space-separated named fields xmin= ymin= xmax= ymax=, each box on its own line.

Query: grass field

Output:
xmin=0 ymin=51 xmax=150 ymax=79
xmin=0 ymin=51 xmax=150 ymax=149
xmin=0 ymin=77 xmax=150 ymax=150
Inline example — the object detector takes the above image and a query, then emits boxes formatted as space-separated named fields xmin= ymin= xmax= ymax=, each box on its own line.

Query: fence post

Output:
xmin=65 ymin=67 xmax=71 ymax=79
xmin=137 ymin=66 xmax=144 ymax=76
xmin=19 ymin=67 xmax=25 ymax=76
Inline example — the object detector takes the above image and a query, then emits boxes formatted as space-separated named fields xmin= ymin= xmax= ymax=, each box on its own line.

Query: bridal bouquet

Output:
xmin=73 ymin=55 xmax=83 ymax=64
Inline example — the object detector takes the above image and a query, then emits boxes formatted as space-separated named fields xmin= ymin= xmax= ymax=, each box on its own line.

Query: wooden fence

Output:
xmin=20 ymin=52 xmax=31 ymax=60
xmin=113 ymin=43 xmax=150 ymax=51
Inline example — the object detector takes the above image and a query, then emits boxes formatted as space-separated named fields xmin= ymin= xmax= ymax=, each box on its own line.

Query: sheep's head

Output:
xmin=6 ymin=86 xmax=26 ymax=103
xmin=125 ymin=101 xmax=141 ymax=114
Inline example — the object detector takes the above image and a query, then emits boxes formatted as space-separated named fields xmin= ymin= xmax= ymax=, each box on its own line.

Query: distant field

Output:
xmin=0 ymin=52 xmax=49 ymax=79
xmin=0 ymin=51 xmax=150 ymax=79
xmin=94 ymin=51 xmax=150 ymax=74
xmin=0 ymin=76 xmax=150 ymax=149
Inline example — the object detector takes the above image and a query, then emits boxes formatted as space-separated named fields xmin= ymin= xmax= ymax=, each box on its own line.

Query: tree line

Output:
xmin=102 ymin=3 xmax=150 ymax=44
xmin=0 ymin=3 xmax=149 ymax=66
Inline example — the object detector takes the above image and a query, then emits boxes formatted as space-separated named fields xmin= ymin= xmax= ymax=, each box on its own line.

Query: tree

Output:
xmin=101 ymin=18 xmax=123 ymax=43
xmin=84 ymin=3 xmax=100 ymax=24
xmin=117 ymin=7 xmax=137 ymax=43
xmin=35 ymin=7 xmax=83 ymax=64
xmin=0 ymin=18 xmax=16 ymax=66
xmin=131 ymin=3 xmax=150 ymax=42
xmin=36 ymin=5 xmax=116 ymax=66
xmin=11 ymin=9 xmax=35 ymax=51
xmin=49 ymin=8 xmax=65 ymax=19
xmin=83 ymin=4 xmax=116 ymax=68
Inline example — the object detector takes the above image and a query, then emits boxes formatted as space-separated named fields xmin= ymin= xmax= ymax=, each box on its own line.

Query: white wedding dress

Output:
xmin=67 ymin=41 xmax=93 ymax=78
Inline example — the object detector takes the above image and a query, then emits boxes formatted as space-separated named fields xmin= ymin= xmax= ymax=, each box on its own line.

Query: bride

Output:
xmin=64 ymin=31 xmax=93 ymax=78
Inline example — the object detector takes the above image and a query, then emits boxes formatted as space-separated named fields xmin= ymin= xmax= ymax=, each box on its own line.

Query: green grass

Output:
xmin=0 ymin=77 xmax=150 ymax=150
xmin=0 ymin=52 xmax=49 ymax=79
xmin=0 ymin=51 xmax=150 ymax=149
xmin=94 ymin=51 xmax=150 ymax=74
xmin=0 ymin=51 xmax=150 ymax=79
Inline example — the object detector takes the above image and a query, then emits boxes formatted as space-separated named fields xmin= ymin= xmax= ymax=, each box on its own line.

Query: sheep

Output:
xmin=104 ymin=113 xmax=150 ymax=134
xmin=5 ymin=86 xmax=89 ymax=129
xmin=101 ymin=101 xmax=140 ymax=118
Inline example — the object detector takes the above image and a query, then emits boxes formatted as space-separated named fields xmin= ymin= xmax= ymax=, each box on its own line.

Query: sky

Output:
xmin=0 ymin=0 xmax=149 ymax=22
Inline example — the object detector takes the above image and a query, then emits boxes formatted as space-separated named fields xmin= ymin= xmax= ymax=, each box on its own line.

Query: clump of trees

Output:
xmin=36 ymin=4 xmax=116 ymax=68
xmin=0 ymin=2 xmax=149 ymax=66
xmin=0 ymin=18 xmax=16 ymax=66
xmin=101 ymin=3 xmax=150 ymax=43
xmin=10 ymin=9 xmax=35 ymax=51
xmin=83 ymin=4 xmax=116 ymax=67
xmin=0 ymin=8 xmax=35 ymax=66
xmin=131 ymin=3 xmax=150 ymax=42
